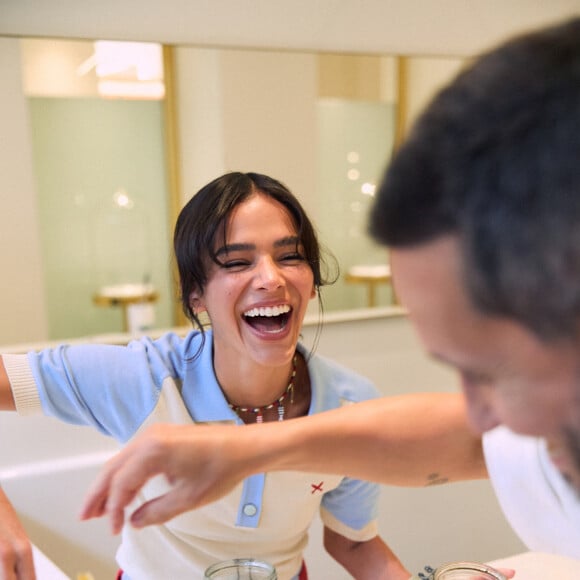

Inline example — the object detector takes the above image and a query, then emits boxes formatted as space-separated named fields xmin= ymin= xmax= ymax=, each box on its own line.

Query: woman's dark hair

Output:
xmin=174 ymin=172 xmax=337 ymax=349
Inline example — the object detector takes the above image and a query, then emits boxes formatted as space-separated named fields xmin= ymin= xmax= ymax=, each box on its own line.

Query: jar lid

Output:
xmin=434 ymin=561 xmax=507 ymax=579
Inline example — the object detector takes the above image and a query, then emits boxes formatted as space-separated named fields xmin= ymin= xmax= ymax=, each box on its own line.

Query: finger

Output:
xmin=15 ymin=546 xmax=36 ymax=580
xmin=103 ymin=459 xmax=168 ymax=535
xmin=128 ymin=474 xmax=240 ymax=529
xmin=128 ymin=491 xmax=189 ymax=528
xmin=0 ymin=542 xmax=35 ymax=580
xmin=0 ymin=556 xmax=17 ymax=580
xmin=79 ymin=458 xmax=120 ymax=520
xmin=79 ymin=481 xmax=110 ymax=521
xmin=80 ymin=449 xmax=159 ymax=533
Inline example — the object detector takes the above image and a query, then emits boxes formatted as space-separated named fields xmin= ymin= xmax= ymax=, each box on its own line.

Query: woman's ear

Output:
xmin=189 ymin=290 xmax=206 ymax=313
xmin=310 ymin=285 xmax=317 ymax=299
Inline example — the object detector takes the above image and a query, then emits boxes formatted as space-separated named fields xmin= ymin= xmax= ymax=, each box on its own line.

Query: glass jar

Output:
xmin=204 ymin=558 xmax=277 ymax=579
xmin=412 ymin=561 xmax=507 ymax=580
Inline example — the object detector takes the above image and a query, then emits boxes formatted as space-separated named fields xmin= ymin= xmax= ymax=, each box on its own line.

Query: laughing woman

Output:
xmin=0 ymin=172 xmax=409 ymax=579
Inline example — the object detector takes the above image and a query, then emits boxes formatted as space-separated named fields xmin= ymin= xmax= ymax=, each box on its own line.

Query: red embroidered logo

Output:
xmin=310 ymin=481 xmax=324 ymax=494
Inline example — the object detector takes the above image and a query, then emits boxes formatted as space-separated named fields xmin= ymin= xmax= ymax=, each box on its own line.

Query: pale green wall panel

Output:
xmin=29 ymin=97 xmax=173 ymax=339
xmin=317 ymin=99 xmax=395 ymax=311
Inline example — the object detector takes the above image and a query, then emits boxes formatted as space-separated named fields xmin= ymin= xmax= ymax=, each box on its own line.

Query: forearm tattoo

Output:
xmin=425 ymin=472 xmax=449 ymax=486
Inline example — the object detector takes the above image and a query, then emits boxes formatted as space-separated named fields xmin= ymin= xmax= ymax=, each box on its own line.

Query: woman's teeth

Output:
xmin=243 ymin=304 xmax=291 ymax=333
xmin=244 ymin=305 xmax=291 ymax=318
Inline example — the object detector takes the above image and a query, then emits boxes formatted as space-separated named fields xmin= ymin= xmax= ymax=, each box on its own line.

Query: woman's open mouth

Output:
xmin=243 ymin=304 xmax=291 ymax=334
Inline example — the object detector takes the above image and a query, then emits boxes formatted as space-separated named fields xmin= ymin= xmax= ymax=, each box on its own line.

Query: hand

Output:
xmin=79 ymin=423 xmax=248 ymax=534
xmin=0 ymin=488 xmax=36 ymax=580
xmin=473 ymin=571 xmax=515 ymax=580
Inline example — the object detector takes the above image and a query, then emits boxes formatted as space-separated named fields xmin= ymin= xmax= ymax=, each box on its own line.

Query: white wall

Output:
xmin=404 ymin=56 xmax=468 ymax=131
xmin=0 ymin=0 xmax=578 ymax=58
xmin=174 ymin=47 xmax=226 ymax=197
xmin=175 ymin=47 xmax=318 ymax=213
xmin=220 ymin=49 xmax=318 ymax=210
xmin=0 ymin=38 xmax=49 ymax=345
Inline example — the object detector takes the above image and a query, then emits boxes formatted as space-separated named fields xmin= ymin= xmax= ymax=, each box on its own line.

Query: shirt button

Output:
xmin=243 ymin=503 xmax=258 ymax=517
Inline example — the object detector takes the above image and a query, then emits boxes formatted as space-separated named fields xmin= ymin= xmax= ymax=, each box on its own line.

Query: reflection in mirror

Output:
xmin=2 ymin=36 xmax=466 ymax=346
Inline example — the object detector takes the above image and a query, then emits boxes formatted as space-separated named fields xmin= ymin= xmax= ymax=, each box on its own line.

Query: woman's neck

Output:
xmin=214 ymin=355 xmax=294 ymax=408
xmin=214 ymin=350 xmax=311 ymax=423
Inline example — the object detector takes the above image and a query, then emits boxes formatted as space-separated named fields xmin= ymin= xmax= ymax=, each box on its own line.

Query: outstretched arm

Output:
xmin=0 ymin=486 xmax=36 ymax=580
xmin=0 ymin=360 xmax=35 ymax=579
xmin=81 ymin=392 xmax=485 ymax=533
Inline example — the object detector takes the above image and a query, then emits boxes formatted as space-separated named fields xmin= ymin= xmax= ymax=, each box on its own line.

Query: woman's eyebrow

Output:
xmin=274 ymin=236 xmax=300 ymax=248
xmin=215 ymin=236 xmax=301 ymax=257
xmin=214 ymin=243 xmax=254 ymax=257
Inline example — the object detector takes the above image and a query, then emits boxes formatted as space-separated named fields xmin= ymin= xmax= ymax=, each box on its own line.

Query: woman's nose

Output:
xmin=461 ymin=381 xmax=502 ymax=434
xmin=255 ymin=257 xmax=284 ymax=289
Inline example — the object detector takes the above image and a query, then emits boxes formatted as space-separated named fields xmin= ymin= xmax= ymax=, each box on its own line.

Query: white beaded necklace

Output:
xmin=228 ymin=355 xmax=297 ymax=423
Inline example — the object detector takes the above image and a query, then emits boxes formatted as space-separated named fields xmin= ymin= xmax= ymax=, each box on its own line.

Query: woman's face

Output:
xmin=192 ymin=193 xmax=316 ymax=368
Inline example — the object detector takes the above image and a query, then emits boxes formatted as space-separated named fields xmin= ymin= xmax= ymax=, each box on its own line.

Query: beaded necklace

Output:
xmin=228 ymin=355 xmax=297 ymax=423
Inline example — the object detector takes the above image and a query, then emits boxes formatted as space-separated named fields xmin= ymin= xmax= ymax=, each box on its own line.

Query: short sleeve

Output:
xmin=320 ymin=476 xmax=379 ymax=541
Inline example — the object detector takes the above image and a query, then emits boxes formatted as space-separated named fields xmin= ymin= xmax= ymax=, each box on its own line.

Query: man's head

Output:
xmin=369 ymin=17 xmax=580 ymax=489
xmin=372 ymin=17 xmax=580 ymax=340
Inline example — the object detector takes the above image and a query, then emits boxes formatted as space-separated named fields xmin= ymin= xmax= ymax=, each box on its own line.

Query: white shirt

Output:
xmin=483 ymin=426 xmax=580 ymax=560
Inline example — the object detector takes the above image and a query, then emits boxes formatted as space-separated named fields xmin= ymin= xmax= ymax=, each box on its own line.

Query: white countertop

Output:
xmin=33 ymin=545 xmax=69 ymax=579
xmin=32 ymin=545 xmax=580 ymax=580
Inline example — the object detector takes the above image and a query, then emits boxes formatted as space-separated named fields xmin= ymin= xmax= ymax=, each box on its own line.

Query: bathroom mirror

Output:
xmin=0 ymin=34 xmax=466 ymax=346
